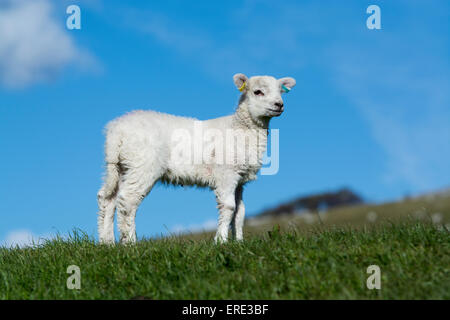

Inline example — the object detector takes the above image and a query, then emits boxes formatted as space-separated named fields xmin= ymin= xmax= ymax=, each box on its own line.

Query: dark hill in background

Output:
xmin=257 ymin=188 xmax=363 ymax=218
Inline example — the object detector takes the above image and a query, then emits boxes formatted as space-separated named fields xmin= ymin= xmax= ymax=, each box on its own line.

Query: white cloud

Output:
xmin=170 ymin=219 xmax=217 ymax=235
xmin=1 ymin=229 xmax=52 ymax=248
xmin=0 ymin=0 xmax=97 ymax=88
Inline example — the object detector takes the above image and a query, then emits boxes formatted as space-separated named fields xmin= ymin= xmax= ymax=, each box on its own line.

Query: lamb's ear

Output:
xmin=233 ymin=73 xmax=248 ymax=91
xmin=279 ymin=77 xmax=296 ymax=93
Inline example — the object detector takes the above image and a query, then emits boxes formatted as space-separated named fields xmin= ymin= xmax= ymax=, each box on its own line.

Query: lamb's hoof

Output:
xmin=99 ymin=238 xmax=115 ymax=245
xmin=214 ymin=236 xmax=228 ymax=244
xmin=119 ymin=236 xmax=137 ymax=245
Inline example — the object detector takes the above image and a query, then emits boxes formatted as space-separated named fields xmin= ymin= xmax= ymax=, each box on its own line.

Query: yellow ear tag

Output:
xmin=238 ymin=81 xmax=246 ymax=92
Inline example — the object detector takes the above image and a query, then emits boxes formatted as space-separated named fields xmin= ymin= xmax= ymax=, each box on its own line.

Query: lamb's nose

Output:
xmin=274 ymin=102 xmax=284 ymax=110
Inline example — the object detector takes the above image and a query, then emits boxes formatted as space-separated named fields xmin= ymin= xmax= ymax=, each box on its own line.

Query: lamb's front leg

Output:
xmin=214 ymin=181 xmax=238 ymax=243
xmin=231 ymin=185 xmax=245 ymax=241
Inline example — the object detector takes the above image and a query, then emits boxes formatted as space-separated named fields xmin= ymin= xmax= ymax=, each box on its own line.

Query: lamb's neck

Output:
xmin=232 ymin=101 xmax=270 ymax=131
xmin=232 ymin=101 xmax=269 ymax=167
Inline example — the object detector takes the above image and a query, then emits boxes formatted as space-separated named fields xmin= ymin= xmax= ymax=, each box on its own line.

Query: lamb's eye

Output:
xmin=254 ymin=90 xmax=264 ymax=96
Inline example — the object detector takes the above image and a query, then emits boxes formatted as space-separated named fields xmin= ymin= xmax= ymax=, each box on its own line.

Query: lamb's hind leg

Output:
xmin=97 ymin=188 xmax=116 ymax=244
xmin=116 ymin=167 xmax=160 ymax=244
xmin=97 ymin=163 xmax=120 ymax=244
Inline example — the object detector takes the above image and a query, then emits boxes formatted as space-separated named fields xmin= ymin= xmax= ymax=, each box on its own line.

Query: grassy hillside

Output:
xmin=0 ymin=222 xmax=448 ymax=299
xmin=1 ymin=192 xmax=449 ymax=299
xmin=181 ymin=190 xmax=450 ymax=241
xmin=245 ymin=191 xmax=450 ymax=231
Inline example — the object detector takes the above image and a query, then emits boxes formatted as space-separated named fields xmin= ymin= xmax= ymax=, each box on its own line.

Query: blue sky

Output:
xmin=0 ymin=0 xmax=449 ymax=246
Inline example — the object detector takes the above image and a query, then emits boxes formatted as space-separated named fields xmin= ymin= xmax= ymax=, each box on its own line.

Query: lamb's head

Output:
xmin=233 ymin=73 xmax=296 ymax=120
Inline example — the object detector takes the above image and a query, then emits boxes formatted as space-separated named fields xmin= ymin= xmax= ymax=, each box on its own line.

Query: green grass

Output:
xmin=0 ymin=222 xmax=448 ymax=299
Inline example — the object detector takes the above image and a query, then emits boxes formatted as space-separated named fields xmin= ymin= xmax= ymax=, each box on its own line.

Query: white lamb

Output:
xmin=97 ymin=73 xmax=296 ymax=244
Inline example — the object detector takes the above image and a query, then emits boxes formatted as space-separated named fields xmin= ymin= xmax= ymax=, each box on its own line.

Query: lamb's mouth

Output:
xmin=267 ymin=109 xmax=283 ymax=115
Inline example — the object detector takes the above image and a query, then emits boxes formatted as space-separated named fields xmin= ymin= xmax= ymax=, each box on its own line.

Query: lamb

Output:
xmin=97 ymin=73 xmax=296 ymax=244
